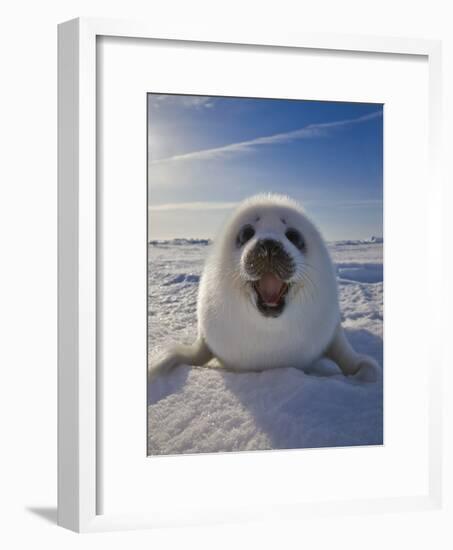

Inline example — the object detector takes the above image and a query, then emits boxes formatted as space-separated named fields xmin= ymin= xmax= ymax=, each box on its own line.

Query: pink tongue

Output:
xmin=257 ymin=273 xmax=284 ymax=305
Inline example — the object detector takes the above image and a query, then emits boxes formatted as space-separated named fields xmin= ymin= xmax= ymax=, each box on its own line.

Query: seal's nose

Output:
xmin=256 ymin=239 xmax=283 ymax=259
xmin=245 ymin=238 xmax=295 ymax=280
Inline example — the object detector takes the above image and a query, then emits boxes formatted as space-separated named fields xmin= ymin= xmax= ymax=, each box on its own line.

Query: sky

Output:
xmin=147 ymin=94 xmax=383 ymax=241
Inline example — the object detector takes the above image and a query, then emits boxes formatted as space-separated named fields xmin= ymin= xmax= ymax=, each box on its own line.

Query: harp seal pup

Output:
xmin=149 ymin=194 xmax=379 ymax=382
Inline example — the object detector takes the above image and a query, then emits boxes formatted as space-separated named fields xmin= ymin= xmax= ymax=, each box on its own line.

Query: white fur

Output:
xmin=198 ymin=193 xmax=340 ymax=371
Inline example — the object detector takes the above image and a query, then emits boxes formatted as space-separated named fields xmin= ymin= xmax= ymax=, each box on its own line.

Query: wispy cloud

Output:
xmin=149 ymin=95 xmax=215 ymax=110
xmin=148 ymin=201 xmax=238 ymax=212
xmin=148 ymin=198 xmax=382 ymax=212
xmin=309 ymin=198 xmax=383 ymax=208
xmin=149 ymin=110 xmax=382 ymax=166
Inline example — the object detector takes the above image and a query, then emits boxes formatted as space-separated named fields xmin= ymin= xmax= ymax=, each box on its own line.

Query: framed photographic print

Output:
xmin=58 ymin=18 xmax=444 ymax=532
xmin=146 ymin=94 xmax=384 ymax=456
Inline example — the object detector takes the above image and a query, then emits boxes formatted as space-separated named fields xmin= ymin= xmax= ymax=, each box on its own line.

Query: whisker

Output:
xmin=298 ymin=266 xmax=317 ymax=302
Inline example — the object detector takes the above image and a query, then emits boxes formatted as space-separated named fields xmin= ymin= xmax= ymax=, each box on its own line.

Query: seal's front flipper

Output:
xmin=148 ymin=336 xmax=213 ymax=382
xmin=325 ymin=325 xmax=380 ymax=383
xmin=350 ymin=356 xmax=380 ymax=383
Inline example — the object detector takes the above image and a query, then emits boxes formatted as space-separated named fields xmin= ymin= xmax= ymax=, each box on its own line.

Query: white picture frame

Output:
xmin=58 ymin=17 xmax=444 ymax=533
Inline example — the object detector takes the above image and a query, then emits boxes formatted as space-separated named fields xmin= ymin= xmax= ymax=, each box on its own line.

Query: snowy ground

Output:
xmin=148 ymin=239 xmax=383 ymax=455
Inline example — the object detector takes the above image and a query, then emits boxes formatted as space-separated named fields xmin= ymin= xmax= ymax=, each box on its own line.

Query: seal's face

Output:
xmin=233 ymin=203 xmax=312 ymax=318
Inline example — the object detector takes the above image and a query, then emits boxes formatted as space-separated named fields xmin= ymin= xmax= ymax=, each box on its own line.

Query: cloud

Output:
xmin=148 ymin=201 xmax=238 ymax=212
xmin=149 ymin=95 xmax=215 ymax=110
xmin=308 ymin=198 xmax=383 ymax=208
xmin=149 ymin=110 xmax=382 ymax=165
xmin=147 ymin=198 xmax=382 ymax=212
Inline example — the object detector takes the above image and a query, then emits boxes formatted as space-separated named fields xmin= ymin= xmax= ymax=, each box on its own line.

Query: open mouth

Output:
xmin=252 ymin=272 xmax=289 ymax=317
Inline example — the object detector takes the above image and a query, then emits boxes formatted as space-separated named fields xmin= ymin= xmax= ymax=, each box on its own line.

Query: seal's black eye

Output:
xmin=285 ymin=228 xmax=305 ymax=250
xmin=236 ymin=225 xmax=255 ymax=247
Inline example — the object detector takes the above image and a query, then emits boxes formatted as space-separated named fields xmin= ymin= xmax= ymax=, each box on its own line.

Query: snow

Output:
xmin=148 ymin=240 xmax=383 ymax=455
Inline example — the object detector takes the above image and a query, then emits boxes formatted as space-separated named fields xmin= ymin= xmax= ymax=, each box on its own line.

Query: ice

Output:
xmin=148 ymin=240 xmax=383 ymax=455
